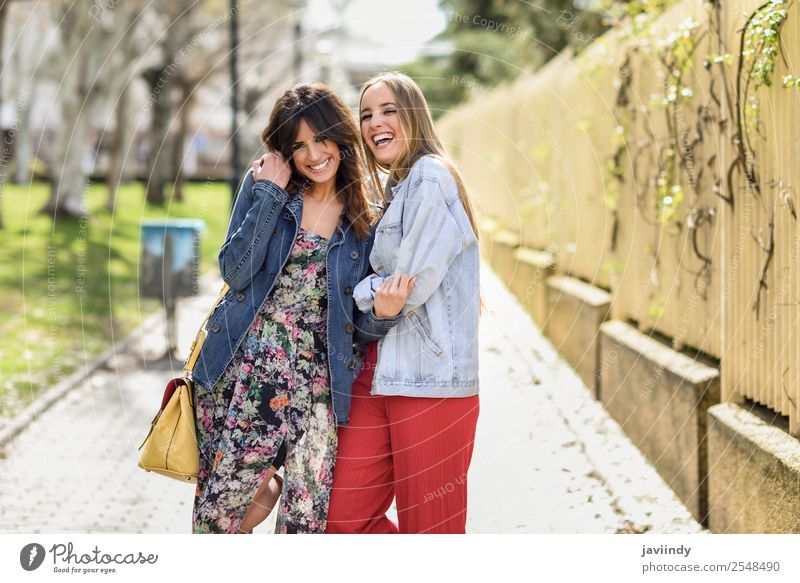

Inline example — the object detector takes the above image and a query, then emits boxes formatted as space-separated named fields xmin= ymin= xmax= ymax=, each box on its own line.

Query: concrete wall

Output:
xmin=707 ymin=403 xmax=800 ymax=533
xmin=598 ymin=320 xmax=720 ymax=524
xmin=545 ymin=276 xmax=611 ymax=396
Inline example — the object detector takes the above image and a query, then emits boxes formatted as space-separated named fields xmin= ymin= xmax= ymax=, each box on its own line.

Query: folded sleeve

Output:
xmin=218 ymin=168 xmax=289 ymax=292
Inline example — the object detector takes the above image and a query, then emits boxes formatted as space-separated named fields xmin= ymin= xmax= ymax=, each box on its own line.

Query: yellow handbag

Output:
xmin=137 ymin=283 xmax=230 ymax=482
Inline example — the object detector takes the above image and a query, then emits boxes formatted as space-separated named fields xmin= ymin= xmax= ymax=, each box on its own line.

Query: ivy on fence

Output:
xmin=601 ymin=0 xmax=797 ymax=321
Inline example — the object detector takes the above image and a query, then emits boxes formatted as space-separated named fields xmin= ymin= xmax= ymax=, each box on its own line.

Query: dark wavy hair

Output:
xmin=260 ymin=83 xmax=376 ymax=239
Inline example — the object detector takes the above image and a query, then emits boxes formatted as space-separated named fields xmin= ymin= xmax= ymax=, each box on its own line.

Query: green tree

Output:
xmin=401 ymin=0 xmax=615 ymax=117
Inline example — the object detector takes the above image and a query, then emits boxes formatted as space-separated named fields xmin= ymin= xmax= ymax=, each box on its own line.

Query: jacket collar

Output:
xmin=286 ymin=192 xmax=304 ymax=214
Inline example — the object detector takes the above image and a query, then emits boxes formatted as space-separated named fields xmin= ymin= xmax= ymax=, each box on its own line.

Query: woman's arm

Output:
xmin=218 ymin=156 xmax=291 ymax=292
xmin=353 ymin=279 xmax=416 ymax=341
xmin=353 ymin=305 xmax=401 ymax=343
xmin=391 ymin=175 xmax=470 ymax=314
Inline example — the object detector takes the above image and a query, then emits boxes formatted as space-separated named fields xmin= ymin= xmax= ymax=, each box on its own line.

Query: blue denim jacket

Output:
xmin=189 ymin=167 xmax=399 ymax=425
xmin=353 ymin=155 xmax=480 ymax=396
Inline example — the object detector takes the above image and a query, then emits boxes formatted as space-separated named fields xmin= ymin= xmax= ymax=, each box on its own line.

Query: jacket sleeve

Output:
xmin=353 ymin=265 xmax=400 ymax=343
xmin=352 ymin=272 xmax=383 ymax=312
xmin=218 ymin=167 xmax=289 ymax=292
xmin=353 ymin=306 xmax=401 ymax=343
xmin=393 ymin=176 xmax=468 ymax=314
xmin=352 ymin=224 xmax=400 ymax=343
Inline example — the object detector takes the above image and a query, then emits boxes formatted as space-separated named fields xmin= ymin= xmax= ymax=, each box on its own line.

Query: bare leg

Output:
xmin=239 ymin=466 xmax=282 ymax=534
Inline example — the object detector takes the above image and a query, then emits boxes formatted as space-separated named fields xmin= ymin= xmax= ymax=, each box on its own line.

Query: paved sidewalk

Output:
xmin=0 ymin=265 xmax=704 ymax=534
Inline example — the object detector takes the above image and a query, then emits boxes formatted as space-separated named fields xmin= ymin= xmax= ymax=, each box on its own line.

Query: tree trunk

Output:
xmin=10 ymin=93 xmax=33 ymax=184
xmin=8 ymin=3 xmax=39 ymax=186
xmin=171 ymin=79 xmax=198 ymax=203
xmin=41 ymin=101 xmax=92 ymax=219
xmin=105 ymin=83 xmax=129 ymax=212
xmin=0 ymin=0 xmax=8 ymax=229
xmin=40 ymin=0 xmax=98 ymax=220
xmin=105 ymin=0 xmax=146 ymax=212
xmin=143 ymin=66 xmax=174 ymax=206
xmin=41 ymin=120 xmax=92 ymax=220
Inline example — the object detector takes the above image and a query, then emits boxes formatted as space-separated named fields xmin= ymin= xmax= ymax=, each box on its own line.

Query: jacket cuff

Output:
xmin=365 ymin=308 xmax=401 ymax=329
xmin=354 ymin=274 xmax=381 ymax=312
xmin=253 ymin=179 xmax=289 ymax=202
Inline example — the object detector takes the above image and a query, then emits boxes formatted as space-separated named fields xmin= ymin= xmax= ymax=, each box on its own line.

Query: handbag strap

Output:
xmin=183 ymin=282 xmax=231 ymax=378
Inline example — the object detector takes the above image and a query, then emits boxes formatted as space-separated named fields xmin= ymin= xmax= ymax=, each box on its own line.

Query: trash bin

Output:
xmin=140 ymin=219 xmax=205 ymax=358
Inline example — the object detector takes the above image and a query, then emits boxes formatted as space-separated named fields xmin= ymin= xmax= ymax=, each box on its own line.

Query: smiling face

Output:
xmin=359 ymin=81 xmax=407 ymax=166
xmin=290 ymin=118 xmax=341 ymax=187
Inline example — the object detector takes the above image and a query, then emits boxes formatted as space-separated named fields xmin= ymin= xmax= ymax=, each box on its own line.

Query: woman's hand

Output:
xmin=374 ymin=274 xmax=416 ymax=319
xmin=252 ymin=152 xmax=291 ymax=189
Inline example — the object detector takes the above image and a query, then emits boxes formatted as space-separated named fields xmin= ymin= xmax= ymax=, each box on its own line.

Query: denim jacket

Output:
xmin=189 ymin=167 xmax=399 ymax=425
xmin=353 ymin=155 xmax=480 ymax=397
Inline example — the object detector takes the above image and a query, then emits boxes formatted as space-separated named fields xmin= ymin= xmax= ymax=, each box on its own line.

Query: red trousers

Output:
xmin=326 ymin=342 xmax=479 ymax=534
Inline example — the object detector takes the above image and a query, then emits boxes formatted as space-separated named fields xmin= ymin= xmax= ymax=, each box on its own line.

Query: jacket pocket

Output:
xmin=408 ymin=311 xmax=443 ymax=358
xmin=375 ymin=222 xmax=402 ymax=264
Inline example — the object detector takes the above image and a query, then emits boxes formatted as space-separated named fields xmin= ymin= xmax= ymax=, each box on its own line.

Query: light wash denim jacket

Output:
xmin=353 ymin=155 xmax=480 ymax=397
xmin=190 ymin=167 xmax=400 ymax=425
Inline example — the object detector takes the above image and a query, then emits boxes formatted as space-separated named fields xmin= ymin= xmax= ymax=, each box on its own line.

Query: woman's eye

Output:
xmin=291 ymin=143 xmax=304 ymax=151
xmin=384 ymin=109 xmax=396 ymax=115
xmin=360 ymin=113 xmax=372 ymax=122
xmin=315 ymin=135 xmax=328 ymax=143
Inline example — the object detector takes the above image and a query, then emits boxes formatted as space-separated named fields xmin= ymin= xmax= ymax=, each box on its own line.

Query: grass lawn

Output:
xmin=0 ymin=179 xmax=232 ymax=418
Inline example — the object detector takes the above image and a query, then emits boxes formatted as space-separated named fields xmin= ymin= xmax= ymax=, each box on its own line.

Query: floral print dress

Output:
xmin=192 ymin=227 xmax=337 ymax=534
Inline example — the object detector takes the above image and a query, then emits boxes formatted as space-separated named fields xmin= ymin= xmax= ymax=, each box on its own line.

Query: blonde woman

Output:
xmin=326 ymin=72 xmax=481 ymax=534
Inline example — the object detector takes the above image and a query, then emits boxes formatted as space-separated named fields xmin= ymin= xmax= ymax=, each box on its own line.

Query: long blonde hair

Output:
xmin=359 ymin=72 xmax=480 ymax=240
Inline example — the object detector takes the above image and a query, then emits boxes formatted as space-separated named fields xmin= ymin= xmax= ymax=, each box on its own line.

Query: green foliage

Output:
xmin=401 ymin=0 xmax=613 ymax=117
xmin=741 ymin=0 xmax=793 ymax=134
xmin=782 ymin=74 xmax=800 ymax=87
xmin=399 ymin=1 xmax=691 ymax=116
xmin=605 ymin=16 xmax=699 ymax=231
xmin=648 ymin=295 xmax=666 ymax=320
xmin=0 ymin=181 xmax=230 ymax=417
xmin=656 ymin=178 xmax=684 ymax=224
xmin=602 ymin=259 xmax=625 ymax=277
xmin=599 ymin=0 xmax=681 ymax=35
xmin=744 ymin=0 xmax=790 ymax=88
xmin=601 ymin=0 xmax=677 ymax=20
xmin=658 ymin=18 xmax=698 ymax=99
xmin=602 ymin=124 xmax=627 ymax=211
xmin=399 ymin=59 xmax=470 ymax=119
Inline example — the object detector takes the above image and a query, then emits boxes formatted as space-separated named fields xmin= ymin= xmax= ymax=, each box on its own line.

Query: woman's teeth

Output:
xmin=372 ymin=133 xmax=394 ymax=148
xmin=308 ymin=158 xmax=331 ymax=172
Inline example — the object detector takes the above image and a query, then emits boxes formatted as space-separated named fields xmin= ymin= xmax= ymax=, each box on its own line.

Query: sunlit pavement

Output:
xmin=0 ymin=264 xmax=703 ymax=534
xmin=469 ymin=264 xmax=703 ymax=533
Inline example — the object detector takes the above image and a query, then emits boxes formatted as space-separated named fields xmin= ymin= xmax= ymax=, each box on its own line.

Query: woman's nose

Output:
xmin=307 ymin=141 xmax=323 ymax=160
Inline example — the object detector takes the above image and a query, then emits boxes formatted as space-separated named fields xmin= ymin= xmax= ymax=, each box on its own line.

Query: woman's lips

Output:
xmin=372 ymin=132 xmax=394 ymax=149
xmin=307 ymin=157 xmax=332 ymax=174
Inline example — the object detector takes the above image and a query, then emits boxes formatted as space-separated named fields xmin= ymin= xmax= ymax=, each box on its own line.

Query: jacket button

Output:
xmin=236 ymin=292 xmax=245 ymax=301
xmin=350 ymin=250 xmax=358 ymax=260
xmin=210 ymin=323 xmax=221 ymax=333
xmin=354 ymin=347 xmax=364 ymax=358
xmin=344 ymin=286 xmax=353 ymax=295
xmin=272 ymin=228 xmax=277 ymax=235
xmin=347 ymin=359 xmax=356 ymax=371
xmin=345 ymin=323 xmax=354 ymax=334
